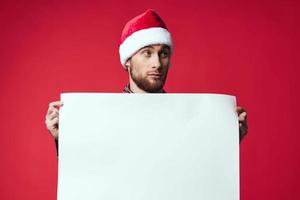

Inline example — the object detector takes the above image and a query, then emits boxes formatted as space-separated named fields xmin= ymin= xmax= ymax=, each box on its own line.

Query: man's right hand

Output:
xmin=45 ymin=101 xmax=63 ymax=140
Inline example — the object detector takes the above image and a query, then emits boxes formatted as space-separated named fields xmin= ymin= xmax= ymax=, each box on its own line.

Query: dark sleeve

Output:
xmin=55 ymin=139 xmax=58 ymax=156
xmin=239 ymin=132 xmax=246 ymax=143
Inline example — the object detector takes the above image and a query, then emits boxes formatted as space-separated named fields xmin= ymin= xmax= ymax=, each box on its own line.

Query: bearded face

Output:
xmin=129 ymin=61 xmax=169 ymax=93
xmin=127 ymin=44 xmax=171 ymax=93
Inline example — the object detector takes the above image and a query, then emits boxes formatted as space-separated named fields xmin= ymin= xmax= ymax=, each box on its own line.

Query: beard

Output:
xmin=129 ymin=67 xmax=168 ymax=93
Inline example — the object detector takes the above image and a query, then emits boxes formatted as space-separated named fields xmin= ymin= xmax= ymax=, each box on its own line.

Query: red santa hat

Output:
xmin=118 ymin=9 xmax=173 ymax=68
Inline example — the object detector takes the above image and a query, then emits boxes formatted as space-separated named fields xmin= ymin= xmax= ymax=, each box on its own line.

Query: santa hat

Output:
xmin=118 ymin=9 xmax=173 ymax=68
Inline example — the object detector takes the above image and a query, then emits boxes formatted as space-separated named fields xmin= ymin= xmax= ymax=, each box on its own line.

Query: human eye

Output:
xmin=160 ymin=50 xmax=169 ymax=58
xmin=142 ymin=49 xmax=152 ymax=57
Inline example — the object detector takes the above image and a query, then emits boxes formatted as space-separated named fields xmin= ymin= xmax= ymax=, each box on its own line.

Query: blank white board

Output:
xmin=58 ymin=93 xmax=239 ymax=200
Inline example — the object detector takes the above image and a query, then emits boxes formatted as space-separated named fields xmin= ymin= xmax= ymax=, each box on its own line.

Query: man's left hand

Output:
xmin=237 ymin=106 xmax=248 ymax=142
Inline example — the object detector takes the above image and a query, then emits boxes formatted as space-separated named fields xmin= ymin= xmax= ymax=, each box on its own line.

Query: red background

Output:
xmin=0 ymin=0 xmax=299 ymax=199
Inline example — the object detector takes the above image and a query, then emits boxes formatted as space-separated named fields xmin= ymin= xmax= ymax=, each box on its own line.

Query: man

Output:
xmin=45 ymin=9 xmax=248 ymax=149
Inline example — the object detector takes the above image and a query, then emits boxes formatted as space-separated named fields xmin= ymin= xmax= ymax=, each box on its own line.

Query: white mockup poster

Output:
xmin=58 ymin=93 xmax=239 ymax=200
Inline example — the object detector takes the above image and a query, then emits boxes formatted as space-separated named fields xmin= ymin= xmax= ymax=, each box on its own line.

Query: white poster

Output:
xmin=58 ymin=93 xmax=239 ymax=200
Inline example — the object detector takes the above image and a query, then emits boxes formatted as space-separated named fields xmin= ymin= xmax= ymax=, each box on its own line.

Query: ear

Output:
xmin=124 ymin=59 xmax=131 ymax=70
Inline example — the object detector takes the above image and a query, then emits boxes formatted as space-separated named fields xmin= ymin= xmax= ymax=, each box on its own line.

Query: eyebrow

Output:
xmin=140 ymin=46 xmax=154 ymax=50
xmin=140 ymin=45 xmax=170 ymax=51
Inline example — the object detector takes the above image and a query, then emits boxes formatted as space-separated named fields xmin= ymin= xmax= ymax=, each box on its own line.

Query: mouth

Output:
xmin=147 ymin=72 xmax=162 ymax=79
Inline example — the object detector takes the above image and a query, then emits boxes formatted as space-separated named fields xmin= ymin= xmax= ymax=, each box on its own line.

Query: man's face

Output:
xmin=126 ymin=44 xmax=171 ymax=93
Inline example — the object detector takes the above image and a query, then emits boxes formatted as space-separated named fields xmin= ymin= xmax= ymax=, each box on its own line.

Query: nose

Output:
xmin=151 ymin=53 xmax=162 ymax=69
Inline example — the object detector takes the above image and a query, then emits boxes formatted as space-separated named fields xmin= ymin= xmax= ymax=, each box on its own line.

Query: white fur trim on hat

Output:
xmin=119 ymin=27 xmax=173 ymax=68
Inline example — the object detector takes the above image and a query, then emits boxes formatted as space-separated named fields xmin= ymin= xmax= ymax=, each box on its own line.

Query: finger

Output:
xmin=46 ymin=117 xmax=59 ymax=129
xmin=238 ymin=112 xmax=247 ymax=121
xmin=45 ymin=115 xmax=58 ymax=126
xmin=49 ymin=101 xmax=63 ymax=108
xmin=48 ymin=111 xmax=59 ymax=120
xmin=46 ymin=107 xmax=59 ymax=118
xmin=236 ymin=106 xmax=246 ymax=114
xmin=47 ymin=101 xmax=63 ymax=115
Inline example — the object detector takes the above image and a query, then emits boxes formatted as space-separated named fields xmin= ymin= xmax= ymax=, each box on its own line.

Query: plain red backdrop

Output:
xmin=0 ymin=0 xmax=299 ymax=199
